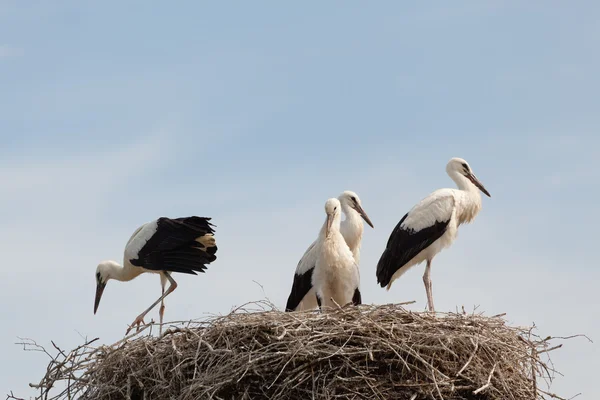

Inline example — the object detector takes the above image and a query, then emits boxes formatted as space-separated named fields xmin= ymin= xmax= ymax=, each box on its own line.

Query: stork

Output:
xmin=94 ymin=216 xmax=217 ymax=334
xmin=312 ymin=198 xmax=362 ymax=310
xmin=285 ymin=191 xmax=373 ymax=312
xmin=376 ymin=158 xmax=490 ymax=312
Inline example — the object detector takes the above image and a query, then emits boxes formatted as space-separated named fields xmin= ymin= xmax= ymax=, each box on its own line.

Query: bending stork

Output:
xmin=312 ymin=198 xmax=361 ymax=310
xmin=285 ymin=191 xmax=373 ymax=312
xmin=94 ymin=216 xmax=218 ymax=334
xmin=376 ymin=158 xmax=490 ymax=312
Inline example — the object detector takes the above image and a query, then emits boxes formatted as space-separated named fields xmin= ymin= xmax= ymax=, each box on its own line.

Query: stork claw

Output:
xmin=125 ymin=315 xmax=146 ymax=335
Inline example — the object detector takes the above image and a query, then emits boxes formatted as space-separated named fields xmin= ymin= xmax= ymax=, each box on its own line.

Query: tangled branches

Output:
xmin=11 ymin=301 xmax=574 ymax=400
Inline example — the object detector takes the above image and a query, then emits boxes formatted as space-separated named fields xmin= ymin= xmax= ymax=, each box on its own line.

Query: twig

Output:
xmin=456 ymin=337 xmax=479 ymax=376
xmin=473 ymin=363 xmax=497 ymax=395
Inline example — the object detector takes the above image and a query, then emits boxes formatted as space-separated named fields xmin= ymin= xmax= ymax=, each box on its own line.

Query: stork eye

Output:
xmin=351 ymin=196 xmax=356 ymax=202
xmin=462 ymin=163 xmax=470 ymax=173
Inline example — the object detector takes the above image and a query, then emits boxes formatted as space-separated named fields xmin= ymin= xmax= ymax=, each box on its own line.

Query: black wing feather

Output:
xmin=352 ymin=288 xmax=362 ymax=306
xmin=131 ymin=216 xmax=217 ymax=274
xmin=285 ymin=267 xmax=314 ymax=312
xmin=376 ymin=213 xmax=449 ymax=287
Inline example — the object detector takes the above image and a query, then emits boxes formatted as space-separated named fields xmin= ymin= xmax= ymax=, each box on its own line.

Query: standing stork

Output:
xmin=312 ymin=198 xmax=362 ymax=310
xmin=94 ymin=216 xmax=217 ymax=334
xmin=376 ymin=158 xmax=490 ymax=312
xmin=285 ymin=191 xmax=373 ymax=312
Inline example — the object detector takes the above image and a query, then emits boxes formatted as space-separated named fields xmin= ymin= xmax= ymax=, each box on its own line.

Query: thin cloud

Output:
xmin=0 ymin=45 xmax=23 ymax=59
xmin=0 ymin=130 xmax=173 ymax=197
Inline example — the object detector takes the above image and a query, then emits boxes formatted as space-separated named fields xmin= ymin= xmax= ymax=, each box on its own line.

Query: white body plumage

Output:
xmin=94 ymin=216 xmax=218 ymax=333
xmin=386 ymin=187 xmax=482 ymax=287
xmin=287 ymin=191 xmax=373 ymax=311
xmin=312 ymin=198 xmax=361 ymax=309
xmin=376 ymin=158 xmax=490 ymax=312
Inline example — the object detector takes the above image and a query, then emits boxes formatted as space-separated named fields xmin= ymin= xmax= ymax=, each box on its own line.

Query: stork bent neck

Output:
xmin=101 ymin=260 xmax=143 ymax=282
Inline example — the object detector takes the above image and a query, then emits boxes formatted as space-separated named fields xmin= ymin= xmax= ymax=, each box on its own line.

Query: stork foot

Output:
xmin=125 ymin=314 xmax=147 ymax=335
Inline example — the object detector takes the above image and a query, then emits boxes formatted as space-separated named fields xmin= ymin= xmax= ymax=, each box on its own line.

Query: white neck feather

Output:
xmin=448 ymin=171 xmax=482 ymax=225
xmin=105 ymin=261 xmax=142 ymax=282
xmin=319 ymin=212 xmax=342 ymax=240
xmin=340 ymin=205 xmax=364 ymax=253
xmin=448 ymin=170 xmax=475 ymax=193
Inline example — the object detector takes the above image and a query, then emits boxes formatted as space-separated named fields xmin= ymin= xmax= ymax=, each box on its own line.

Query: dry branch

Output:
xmin=10 ymin=301 xmax=576 ymax=400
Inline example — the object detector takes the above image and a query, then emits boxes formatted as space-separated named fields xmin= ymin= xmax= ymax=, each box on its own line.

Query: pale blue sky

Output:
xmin=1 ymin=2 xmax=598 ymax=398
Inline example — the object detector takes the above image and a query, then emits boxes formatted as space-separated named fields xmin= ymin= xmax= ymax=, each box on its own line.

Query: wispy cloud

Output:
xmin=1 ymin=135 xmax=167 ymax=197
xmin=0 ymin=45 xmax=23 ymax=59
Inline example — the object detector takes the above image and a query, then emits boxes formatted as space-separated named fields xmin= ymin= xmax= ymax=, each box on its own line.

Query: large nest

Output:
xmin=17 ymin=302 xmax=570 ymax=400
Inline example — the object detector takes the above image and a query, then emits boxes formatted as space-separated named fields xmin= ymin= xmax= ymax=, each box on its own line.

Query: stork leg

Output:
xmin=158 ymin=274 xmax=168 ymax=335
xmin=126 ymin=272 xmax=178 ymax=335
xmin=423 ymin=260 xmax=435 ymax=312
xmin=159 ymin=284 xmax=166 ymax=335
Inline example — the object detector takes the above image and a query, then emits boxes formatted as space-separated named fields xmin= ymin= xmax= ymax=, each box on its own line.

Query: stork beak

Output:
xmin=353 ymin=203 xmax=374 ymax=228
xmin=467 ymin=173 xmax=491 ymax=197
xmin=94 ymin=281 xmax=106 ymax=314
xmin=326 ymin=213 xmax=334 ymax=238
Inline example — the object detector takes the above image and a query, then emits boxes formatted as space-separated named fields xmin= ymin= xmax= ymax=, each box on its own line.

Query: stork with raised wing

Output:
xmin=94 ymin=216 xmax=217 ymax=334
xmin=285 ymin=191 xmax=373 ymax=312
xmin=376 ymin=158 xmax=491 ymax=312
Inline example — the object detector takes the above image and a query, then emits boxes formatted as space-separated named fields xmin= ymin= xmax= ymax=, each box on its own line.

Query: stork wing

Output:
xmin=130 ymin=216 xmax=217 ymax=275
xmin=376 ymin=192 xmax=454 ymax=288
xmin=285 ymin=241 xmax=318 ymax=312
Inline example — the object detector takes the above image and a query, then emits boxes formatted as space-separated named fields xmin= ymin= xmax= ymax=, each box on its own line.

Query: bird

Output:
xmin=312 ymin=198 xmax=362 ymax=310
xmin=93 ymin=216 xmax=218 ymax=334
xmin=285 ymin=191 xmax=373 ymax=312
xmin=376 ymin=157 xmax=491 ymax=312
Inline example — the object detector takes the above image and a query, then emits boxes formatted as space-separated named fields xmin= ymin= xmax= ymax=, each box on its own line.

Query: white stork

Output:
xmin=94 ymin=216 xmax=217 ymax=334
xmin=285 ymin=191 xmax=373 ymax=312
xmin=312 ymin=198 xmax=362 ymax=310
xmin=376 ymin=157 xmax=490 ymax=312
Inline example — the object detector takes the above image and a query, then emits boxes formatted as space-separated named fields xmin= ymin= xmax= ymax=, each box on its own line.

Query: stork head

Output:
xmin=94 ymin=260 xmax=117 ymax=314
xmin=446 ymin=158 xmax=491 ymax=197
xmin=324 ymin=198 xmax=342 ymax=238
xmin=338 ymin=191 xmax=374 ymax=228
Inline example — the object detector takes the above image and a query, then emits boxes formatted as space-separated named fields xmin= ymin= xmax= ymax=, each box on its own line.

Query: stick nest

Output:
xmin=19 ymin=302 xmax=568 ymax=400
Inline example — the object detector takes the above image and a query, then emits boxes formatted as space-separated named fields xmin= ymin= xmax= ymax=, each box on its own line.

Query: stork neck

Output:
xmin=449 ymin=170 xmax=479 ymax=194
xmin=319 ymin=212 xmax=342 ymax=239
xmin=332 ymin=212 xmax=342 ymax=229
xmin=447 ymin=171 xmax=482 ymax=225
xmin=340 ymin=203 xmax=357 ymax=222
xmin=108 ymin=262 xmax=140 ymax=282
xmin=340 ymin=205 xmax=363 ymax=249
